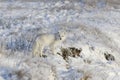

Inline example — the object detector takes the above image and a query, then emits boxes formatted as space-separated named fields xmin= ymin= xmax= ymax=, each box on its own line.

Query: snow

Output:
xmin=0 ymin=0 xmax=120 ymax=80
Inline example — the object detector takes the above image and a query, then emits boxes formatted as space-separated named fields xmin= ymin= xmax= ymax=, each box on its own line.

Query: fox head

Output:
xmin=58 ymin=31 xmax=67 ymax=41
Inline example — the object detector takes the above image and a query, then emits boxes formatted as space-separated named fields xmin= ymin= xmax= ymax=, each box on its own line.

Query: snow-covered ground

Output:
xmin=0 ymin=0 xmax=120 ymax=80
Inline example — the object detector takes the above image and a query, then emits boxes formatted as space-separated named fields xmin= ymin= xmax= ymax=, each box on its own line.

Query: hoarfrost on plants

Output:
xmin=0 ymin=0 xmax=120 ymax=80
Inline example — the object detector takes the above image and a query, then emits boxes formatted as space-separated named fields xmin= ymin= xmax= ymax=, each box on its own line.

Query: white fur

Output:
xmin=33 ymin=31 xmax=66 ymax=57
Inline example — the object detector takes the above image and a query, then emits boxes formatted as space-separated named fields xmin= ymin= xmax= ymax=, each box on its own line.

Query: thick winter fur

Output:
xmin=33 ymin=31 xmax=66 ymax=57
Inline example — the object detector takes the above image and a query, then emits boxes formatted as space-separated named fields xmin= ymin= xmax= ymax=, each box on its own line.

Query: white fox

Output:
xmin=33 ymin=31 xmax=67 ymax=57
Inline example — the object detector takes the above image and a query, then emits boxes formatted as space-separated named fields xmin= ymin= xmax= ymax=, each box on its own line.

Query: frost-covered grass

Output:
xmin=0 ymin=0 xmax=120 ymax=80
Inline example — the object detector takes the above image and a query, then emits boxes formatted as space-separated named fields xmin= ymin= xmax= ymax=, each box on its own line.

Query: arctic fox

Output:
xmin=33 ymin=31 xmax=67 ymax=57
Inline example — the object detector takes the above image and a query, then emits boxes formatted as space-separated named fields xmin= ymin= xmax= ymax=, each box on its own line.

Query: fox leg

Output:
xmin=40 ymin=45 xmax=44 ymax=57
xmin=33 ymin=41 xmax=42 ymax=57
xmin=50 ymin=43 xmax=55 ymax=54
xmin=33 ymin=43 xmax=40 ymax=56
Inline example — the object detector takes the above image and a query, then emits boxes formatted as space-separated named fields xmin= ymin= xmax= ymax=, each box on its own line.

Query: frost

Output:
xmin=0 ymin=0 xmax=120 ymax=80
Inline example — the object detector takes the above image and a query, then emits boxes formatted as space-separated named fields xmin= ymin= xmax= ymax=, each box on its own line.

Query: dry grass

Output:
xmin=81 ymin=75 xmax=91 ymax=80
xmin=81 ymin=72 xmax=92 ymax=80
xmin=59 ymin=47 xmax=82 ymax=61
xmin=13 ymin=69 xmax=31 ymax=80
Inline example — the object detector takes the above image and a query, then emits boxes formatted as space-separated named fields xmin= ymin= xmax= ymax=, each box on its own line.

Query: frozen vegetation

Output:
xmin=0 ymin=0 xmax=120 ymax=80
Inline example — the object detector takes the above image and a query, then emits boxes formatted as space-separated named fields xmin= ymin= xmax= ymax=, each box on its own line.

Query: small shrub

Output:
xmin=13 ymin=69 xmax=31 ymax=80
xmin=104 ymin=52 xmax=115 ymax=61
xmin=58 ymin=47 xmax=82 ymax=61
